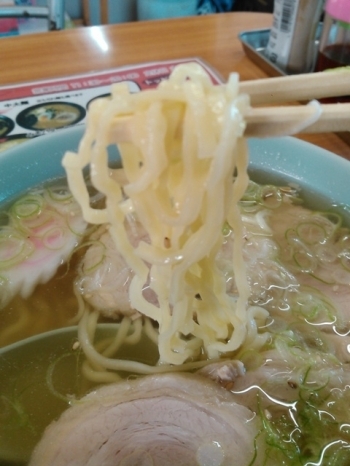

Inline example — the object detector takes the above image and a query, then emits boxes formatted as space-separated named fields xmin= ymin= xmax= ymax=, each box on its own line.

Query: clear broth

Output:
xmin=1 ymin=178 xmax=350 ymax=465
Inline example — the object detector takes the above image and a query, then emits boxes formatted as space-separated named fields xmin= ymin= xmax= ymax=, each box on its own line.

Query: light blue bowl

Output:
xmin=0 ymin=126 xmax=349 ymax=213
xmin=0 ymin=126 xmax=349 ymax=464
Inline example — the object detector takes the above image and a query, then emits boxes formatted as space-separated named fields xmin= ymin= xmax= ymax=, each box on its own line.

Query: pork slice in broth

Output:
xmin=219 ymin=200 xmax=350 ymax=365
xmin=197 ymin=355 xmax=298 ymax=410
xmin=294 ymin=272 xmax=350 ymax=325
xmin=78 ymin=228 xmax=137 ymax=318
xmin=268 ymin=202 xmax=350 ymax=360
xmin=197 ymin=347 xmax=350 ymax=414
xmin=268 ymin=202 xmax=350 ymax=320
xmin=29 ymin=373 xmax=259 ymax=466
xmin=78 ymin=204 xmax=290 ymax=320
xmin=78 ymin=196 xmax=350 ymax=364
xmin=77 ymin=220 xmax=156 ymax=319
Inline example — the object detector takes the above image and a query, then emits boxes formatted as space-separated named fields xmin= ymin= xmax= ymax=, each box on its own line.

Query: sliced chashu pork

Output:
xmin=198 ymin=349 xmax=350 ymax=412
xmin=268 ymin=202 xmax=350 ymax=322
xmin=77 ymin=221 xmax=156 ymax=319
xmin=268 ymin=202 xmax=350 ymax=360
xmin=78 ymin=200 xmax=350 ymax=363
xmin=77 ymin=209 xmax=291 ymax=320
xmin=29 ymin=373 xmax=258 ymax=466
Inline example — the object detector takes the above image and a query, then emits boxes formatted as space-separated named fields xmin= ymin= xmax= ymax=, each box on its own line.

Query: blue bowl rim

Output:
xmin=0 ymin=125 xmax=349 ymax=209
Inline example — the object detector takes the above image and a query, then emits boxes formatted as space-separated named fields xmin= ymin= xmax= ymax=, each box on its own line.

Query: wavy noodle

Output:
xmin=78 ymin=307 xmax=220 ymax=379
xmin=69 ymin=284 xmax=87 ymax=324
xmin=63 ymin=63 xmax=268 ymax=367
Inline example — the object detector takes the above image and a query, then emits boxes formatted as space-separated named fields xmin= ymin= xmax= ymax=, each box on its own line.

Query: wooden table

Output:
xmin=1 ymin=12 xmax=349 ymax=159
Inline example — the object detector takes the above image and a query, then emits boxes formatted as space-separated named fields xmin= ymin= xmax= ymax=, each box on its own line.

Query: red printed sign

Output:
xmin=0 ymin=58 xmax=223 ymax=152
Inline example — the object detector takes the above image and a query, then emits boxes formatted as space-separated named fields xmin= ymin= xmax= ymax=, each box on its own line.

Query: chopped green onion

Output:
xmin=78 ymin=240 xmax=106 ymax=273
xmin=290 ymin=288 xmax=336 ymax=323
xmin=47 ymin=187 xmax=73 ymax=202
xmin=241 ymin=180 xmax=260 ymax=202
xmin=11 ymin=195 xmax=44 ymax=219
xmin=319 ymin=211 xmax=342 ymax=228
xmin=18 ymin=210 xmax=61 ymax=235
xmin=296 ymin=222 xmax=327 ymax=245
xmin=293 ymin=250 xmax=317 ymax=273
xmin=222 ymin=221 xmax=232 ymax=237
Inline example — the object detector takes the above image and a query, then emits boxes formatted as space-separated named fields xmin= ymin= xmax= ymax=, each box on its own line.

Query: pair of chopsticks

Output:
xmin=241 ymin=68 xmax=350 ymax=137
xmin=110 ymin=69 xmax=350 ymax=141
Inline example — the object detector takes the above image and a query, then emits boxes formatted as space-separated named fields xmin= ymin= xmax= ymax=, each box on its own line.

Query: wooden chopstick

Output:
xmin=244 ymin=103 xmax=350 ymax=137
xmin=110 ymin=103 xmax=350 ymax=142
xmin=240 ymin=68 xmax=350 ymax=105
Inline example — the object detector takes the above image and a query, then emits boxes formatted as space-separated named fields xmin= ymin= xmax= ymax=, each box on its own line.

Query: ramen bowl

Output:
xmin=2 ymin=125 xmax=349 ymax=208
xmin=1 ymin=127 xmax=350 ymax=464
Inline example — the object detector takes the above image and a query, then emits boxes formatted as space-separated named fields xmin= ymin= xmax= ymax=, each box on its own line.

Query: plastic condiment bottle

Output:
xmin=265 ymin=0 xmax=325 ymax=74
xmin=316 ymin=0 xmax=350 ymax=73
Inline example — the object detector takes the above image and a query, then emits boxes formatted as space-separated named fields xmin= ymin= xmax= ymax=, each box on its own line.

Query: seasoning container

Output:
xmin=265 ymin=0 xmax=325 ymax=74
xmin=315 ymin=0 xmax=350 ymax=82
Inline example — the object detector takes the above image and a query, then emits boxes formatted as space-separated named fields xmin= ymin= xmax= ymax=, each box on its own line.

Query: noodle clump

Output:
xmin=62 ymin=64 xmax=268 ymax=366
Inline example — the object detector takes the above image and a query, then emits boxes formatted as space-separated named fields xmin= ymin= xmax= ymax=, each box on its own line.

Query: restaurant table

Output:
xmin=1 ymin=12 xmax=349 ymax=159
